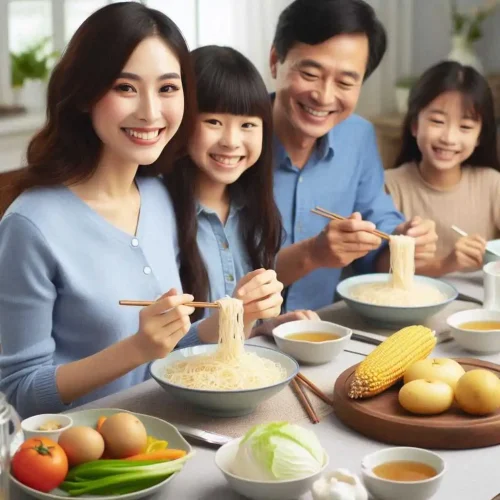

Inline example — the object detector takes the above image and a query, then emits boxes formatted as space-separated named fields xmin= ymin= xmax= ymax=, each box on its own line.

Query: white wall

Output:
xmin=356 ymin=0 xmax=414 ymax=116
xmin=412 ymin=0 xmax=500 ymax=76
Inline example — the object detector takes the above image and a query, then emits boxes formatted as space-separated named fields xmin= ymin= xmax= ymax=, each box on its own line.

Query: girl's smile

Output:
xmin=188 ymin=112 xmax=263 ymax=187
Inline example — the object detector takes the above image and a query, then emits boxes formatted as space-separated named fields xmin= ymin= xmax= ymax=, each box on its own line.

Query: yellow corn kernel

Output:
xmin=348 ymin=325 xmax=436 ymax=399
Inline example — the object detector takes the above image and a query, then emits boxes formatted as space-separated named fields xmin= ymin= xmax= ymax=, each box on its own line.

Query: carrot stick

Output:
xmin=96 ymin=416 xmax=107 ymax=433
xmin=124 ymin=449 xmax=187 ymax=461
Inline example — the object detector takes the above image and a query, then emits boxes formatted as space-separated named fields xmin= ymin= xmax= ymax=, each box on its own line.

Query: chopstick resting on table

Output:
xmin=311 ymin=206 xmax=390 ymax=241
xmin=291 ymin=378 xmax=319 ymax=424
xmin=296 ymin=373 xmax=334 ymax=406
xmin=119 ymin=300 xmax=220 ymax=309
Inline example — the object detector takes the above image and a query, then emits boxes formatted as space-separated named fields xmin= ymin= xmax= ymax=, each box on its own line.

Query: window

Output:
xmin=0 ymin=0 xmax=197 ymax=106
xmin=64 ymin=1 xmax=107 ymax=43
xmin=8 ymin=0 xmax=53 ymax=53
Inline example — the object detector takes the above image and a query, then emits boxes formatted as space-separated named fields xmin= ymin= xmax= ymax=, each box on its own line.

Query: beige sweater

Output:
xmin=385 ymin=163 xmax=500 ymax=258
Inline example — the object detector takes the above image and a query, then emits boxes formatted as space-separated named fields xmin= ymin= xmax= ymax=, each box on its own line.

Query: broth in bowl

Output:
xmin=286 ymin=332 xmax=340 ymax=342
xmin=459 ymin=321 xmax=500 ymax=331
xmin=372 ymin=461 xmax=437 ymax=482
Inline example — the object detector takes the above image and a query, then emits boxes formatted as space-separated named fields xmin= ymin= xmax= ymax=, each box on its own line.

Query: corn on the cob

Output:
xmin=348 ymin=325 xmax=436 ymax=399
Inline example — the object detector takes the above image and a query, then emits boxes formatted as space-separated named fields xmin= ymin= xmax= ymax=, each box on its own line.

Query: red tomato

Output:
xmin=11 ymin=437 xmax=68 ymax=492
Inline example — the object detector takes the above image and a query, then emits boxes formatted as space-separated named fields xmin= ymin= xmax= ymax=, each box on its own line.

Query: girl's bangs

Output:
xmin=459 ymin=92 xmax=481 ymax=121
xmin=197 ymin=66 xmax=268 ymax=118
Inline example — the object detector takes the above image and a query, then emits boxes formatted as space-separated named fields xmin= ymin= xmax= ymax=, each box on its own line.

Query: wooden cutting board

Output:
xmin=333 ymin=358 xmax=500 ymax=450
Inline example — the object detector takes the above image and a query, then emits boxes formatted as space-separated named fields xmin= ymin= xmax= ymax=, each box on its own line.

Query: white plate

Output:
xmin=10 ymin=408 xmax=192 ymax=500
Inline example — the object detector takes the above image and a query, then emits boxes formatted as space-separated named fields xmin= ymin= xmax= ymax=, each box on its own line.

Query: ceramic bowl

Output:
xmin=447 ymin=308 xmax=500 ymax=354
xmin=21 ymin=414 xmax=73 ymax=443
xmin=337 ymin=274 xmax=458 ymax=327
xmin=484 ymin=239 xmax=500 ymax=265
xmin=150 ymin=344 xmax=299 ymax=417
xmin=215 ymin=437 xmax=329 ymax=500
xmin=361 ymin=447 xmax=445 ymax=500
xmin=272 ymin=320 xmax=351 ymax=364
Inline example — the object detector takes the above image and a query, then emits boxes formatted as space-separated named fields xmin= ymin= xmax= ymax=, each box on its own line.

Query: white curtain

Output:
xmin=197 ymin=0 xmax=292 ymax=89
xmin=357 ymin=0 xmax=414 ymax=117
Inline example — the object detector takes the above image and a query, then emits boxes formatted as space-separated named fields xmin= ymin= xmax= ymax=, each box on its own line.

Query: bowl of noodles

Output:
xmin=149 ymin=298 xmax=299 ymax=417
xmin=336 ymin=235 xmax=458 ymax=326
xmin=337 ymin=273 xmax=458 ymax=326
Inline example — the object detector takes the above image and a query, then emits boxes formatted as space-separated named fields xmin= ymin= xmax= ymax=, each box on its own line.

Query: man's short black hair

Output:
xmin=273 ymin=0 xmax=386 ymax=80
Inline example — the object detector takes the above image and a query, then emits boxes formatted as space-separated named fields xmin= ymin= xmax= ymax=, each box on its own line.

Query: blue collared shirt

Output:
xmin=273 ymin=113 xmax=405 ymax=312
xmin=196 ymin=199 xmax=252 ymax=311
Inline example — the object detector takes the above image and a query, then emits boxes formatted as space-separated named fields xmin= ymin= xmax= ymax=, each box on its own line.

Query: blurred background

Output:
xmin=0 ymin=0 xmax=499 ymax=175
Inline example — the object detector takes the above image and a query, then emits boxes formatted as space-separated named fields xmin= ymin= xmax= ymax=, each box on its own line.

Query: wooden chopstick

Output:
xmin=119 ymin=300 xmax=220 ymax=309
xmin=296 ymin=373 xmax=334 ymax=406
xmin=451 ymin=225 xmax=468 ymax=238
xmin=291 ymin=378 xmax=319 ymax=424
xmin=312 ymin=206 xmax=390 ymax=241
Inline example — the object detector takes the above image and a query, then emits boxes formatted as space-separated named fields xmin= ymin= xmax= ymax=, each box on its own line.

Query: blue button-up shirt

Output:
xmin=274 ymin=113 xmax=405 ymax=312
xmin=196 ymin=199 xmax=252 ymax=310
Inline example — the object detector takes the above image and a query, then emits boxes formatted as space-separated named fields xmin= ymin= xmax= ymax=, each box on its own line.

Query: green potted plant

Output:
xmin=10 ymin=37 xmax=59 ymax=110
xmin=448 ymin=0 xmax=499 ymax=73
xmin=395 ymin=76 xmax=418 ymax=114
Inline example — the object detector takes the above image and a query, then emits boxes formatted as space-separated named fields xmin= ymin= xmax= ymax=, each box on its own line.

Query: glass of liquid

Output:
xmin=0 ymin=393 xmax=21 ymax=500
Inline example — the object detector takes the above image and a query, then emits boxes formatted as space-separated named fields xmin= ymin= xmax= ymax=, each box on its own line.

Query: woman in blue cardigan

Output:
xmin=0 ymin=3 xmax=283 ymax=418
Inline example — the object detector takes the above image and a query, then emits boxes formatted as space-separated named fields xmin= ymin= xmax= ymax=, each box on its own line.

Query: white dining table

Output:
xmin=12 ymin=272 xmax=500 ymax=500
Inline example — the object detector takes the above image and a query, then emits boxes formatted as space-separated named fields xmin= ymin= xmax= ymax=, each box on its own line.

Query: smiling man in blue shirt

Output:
xmin=270 ymin=0 xmax=438 ymax=312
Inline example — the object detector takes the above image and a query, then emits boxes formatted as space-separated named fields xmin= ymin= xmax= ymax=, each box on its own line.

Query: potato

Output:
xmin=58 ymin=426 xmax=105 ymax=466
xmin=99 ymin=412 xmax=148 ymax=458
xmin=398 ymin=379 xmax=454 ymax=415
xmin=455 ymin=369 xmax=500 ymax=416
xmin=404 ymin=358 xmax=465 ymax=391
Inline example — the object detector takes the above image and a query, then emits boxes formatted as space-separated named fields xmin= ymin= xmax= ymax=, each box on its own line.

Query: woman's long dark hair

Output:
xmin=0 ymin=2 xmax=196 ymax=215
xmin=394 ymin=60 xmax=500 ymax=171
xmin=164 ymin=46 xmax=283 ymax=319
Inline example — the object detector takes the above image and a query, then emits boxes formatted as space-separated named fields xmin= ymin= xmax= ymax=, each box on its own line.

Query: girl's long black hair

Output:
xmin=164 ymin=45 xmax=283 ymax=320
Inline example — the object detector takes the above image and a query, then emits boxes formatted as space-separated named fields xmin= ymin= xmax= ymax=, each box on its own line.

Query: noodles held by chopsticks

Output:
xmin=350 ymin=235 xmax=446 ymax=306
xmin=164 ymin=297 xmax=286 ymax=390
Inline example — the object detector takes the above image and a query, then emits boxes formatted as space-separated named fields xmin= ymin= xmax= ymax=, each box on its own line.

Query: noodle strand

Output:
xmin=164 ymin=297 xmax=286 ymax=390
xmin=350 ymin=235 xmax=446 ymax=306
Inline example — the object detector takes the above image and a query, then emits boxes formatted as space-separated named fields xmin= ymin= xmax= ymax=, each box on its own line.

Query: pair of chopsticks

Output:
xmin=451 ymin=225 xmax=500 ymax=258
xmin=119 ymin=300 xmax=219 ymax=309
xmin=311 ymin=206 xmax=390 ymax=241
xmin=291 ymin=372 xmax=334 ymax=424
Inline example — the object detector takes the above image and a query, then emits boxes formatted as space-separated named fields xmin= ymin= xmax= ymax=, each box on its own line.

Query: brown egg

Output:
xmin=99 ymin=412 xmax=148 ymax=458
xmin=58 ymin=426 xmax=105 ymax=466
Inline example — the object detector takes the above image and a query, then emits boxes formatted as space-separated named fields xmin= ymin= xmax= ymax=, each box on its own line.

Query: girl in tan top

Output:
xmin=386 ymin=61 xmax=500 ymax=276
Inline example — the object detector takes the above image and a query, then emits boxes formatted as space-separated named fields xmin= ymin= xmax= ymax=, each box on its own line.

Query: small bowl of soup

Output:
xmin=447 ymin=308 xmax=500 ymax=354
xmin=272 ymin=320 xmax=351 ymax=365
xmin=361 ymin=446 xmax=445 ymax=500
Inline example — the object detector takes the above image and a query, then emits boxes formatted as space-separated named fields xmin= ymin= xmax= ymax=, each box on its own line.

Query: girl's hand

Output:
xmin=234 ymin=269 xmax=284 ymax=325
xmin=132 ymin=288 xmax=195 ymax=363
xmin=446 ymin=234 xmax=486 ymax=272
xmin=251 ymin=310 xmax=320 ymax=337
